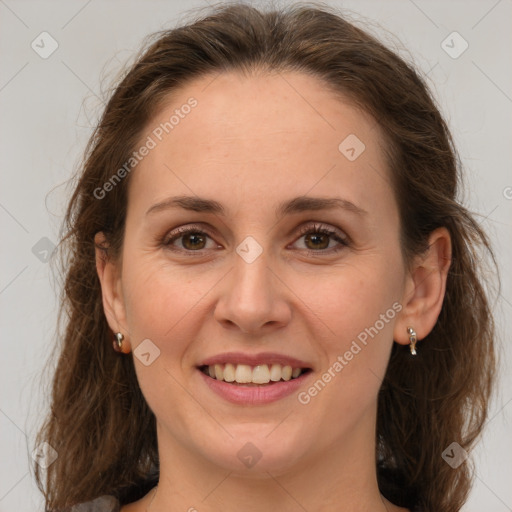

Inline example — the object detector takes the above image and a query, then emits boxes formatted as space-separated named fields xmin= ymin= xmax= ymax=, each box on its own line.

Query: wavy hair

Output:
xmin=34 ymin=3 xmax=498 ymax=511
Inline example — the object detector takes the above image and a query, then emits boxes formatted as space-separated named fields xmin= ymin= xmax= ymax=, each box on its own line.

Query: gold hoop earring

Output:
xmin=407 ymin=327 xmax=417 ymax=355
xmin=114 ymin=332 xmax=124 ymax=352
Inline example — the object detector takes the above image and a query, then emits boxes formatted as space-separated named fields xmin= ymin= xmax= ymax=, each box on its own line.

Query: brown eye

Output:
xmin=163 ymin=223 xmax=348 ymax=256
xmin=293 ymin=223 xmax=349 ymax=254
xmin=164 ymin=226 xmax=216 ymax=252
xmin=181 ymin=232 xmax=207 ymax=250
xmin=303 ymin=232 xmax=330 ymax=250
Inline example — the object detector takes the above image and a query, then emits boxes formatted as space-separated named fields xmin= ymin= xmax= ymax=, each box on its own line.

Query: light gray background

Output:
xmin=1 ymin=1 xmax=511 ymax=511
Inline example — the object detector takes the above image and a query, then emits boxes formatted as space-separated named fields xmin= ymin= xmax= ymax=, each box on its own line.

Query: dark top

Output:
xmin=68 ymin=495 xmax=423 ymax=511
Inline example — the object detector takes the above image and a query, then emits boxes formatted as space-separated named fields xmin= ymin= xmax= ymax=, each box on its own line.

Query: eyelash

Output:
xmin=162 ymin=223 xmax=349 ymax=257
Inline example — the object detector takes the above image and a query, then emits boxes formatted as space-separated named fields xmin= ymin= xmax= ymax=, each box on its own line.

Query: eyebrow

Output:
xmin=145 ymin=195 xmax=367 ymax=218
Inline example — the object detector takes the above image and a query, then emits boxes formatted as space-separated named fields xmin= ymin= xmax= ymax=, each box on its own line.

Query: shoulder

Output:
xmin=68 ymin=495 xmax=120 ymax=512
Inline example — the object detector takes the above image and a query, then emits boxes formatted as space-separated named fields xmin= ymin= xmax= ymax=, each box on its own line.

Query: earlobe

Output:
xmin=94 ymin=232 xmax=132 ymax=353
xmin=393 ymin=227 xmax=452 ymax=348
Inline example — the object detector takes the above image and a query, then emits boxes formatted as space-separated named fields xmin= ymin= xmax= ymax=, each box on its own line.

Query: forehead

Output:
xmin=128 ymin=70 xmax=395 ymax=220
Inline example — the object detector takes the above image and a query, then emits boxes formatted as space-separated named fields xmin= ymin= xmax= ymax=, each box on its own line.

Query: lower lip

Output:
xmin=197 ymin=368 xmax=311 ymax=405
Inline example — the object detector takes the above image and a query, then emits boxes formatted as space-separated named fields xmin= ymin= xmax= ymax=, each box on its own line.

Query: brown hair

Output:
xmin=34 ymin=3 xmax=498 ymax=511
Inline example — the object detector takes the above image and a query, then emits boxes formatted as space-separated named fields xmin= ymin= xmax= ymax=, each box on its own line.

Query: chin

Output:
xmin=196 ymin=423 xmax=310 ymax=476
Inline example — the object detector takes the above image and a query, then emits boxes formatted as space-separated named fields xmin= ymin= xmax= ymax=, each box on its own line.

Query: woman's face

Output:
xmin=111 ymin=71 xmax=409 ymax=475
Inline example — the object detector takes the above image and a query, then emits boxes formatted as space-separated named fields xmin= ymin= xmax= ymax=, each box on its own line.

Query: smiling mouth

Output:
xmin=198 ymin=363 xmax=312 ymax=385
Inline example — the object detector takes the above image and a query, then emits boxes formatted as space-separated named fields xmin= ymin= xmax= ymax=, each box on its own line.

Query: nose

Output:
xmin=214 ymin=247 xmax=292 ymax=335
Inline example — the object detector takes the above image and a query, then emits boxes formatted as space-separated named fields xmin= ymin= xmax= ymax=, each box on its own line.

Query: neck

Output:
xmin=142 ymin=405 xmax=400 ymax=512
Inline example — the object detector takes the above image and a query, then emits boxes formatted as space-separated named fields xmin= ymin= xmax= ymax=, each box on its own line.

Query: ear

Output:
xmin=393 ymin=227 xmax=452 ymax=347
xmin=94 ymin=232 xmax=131 ymax=353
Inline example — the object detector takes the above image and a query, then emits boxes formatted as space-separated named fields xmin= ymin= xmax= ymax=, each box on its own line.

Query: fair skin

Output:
xmin=95 ymin=71 xmax=451 ymax=512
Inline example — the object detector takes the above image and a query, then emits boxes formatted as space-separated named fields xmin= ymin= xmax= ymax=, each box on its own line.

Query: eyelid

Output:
xmin=162 ymin=221 xmax=349 ymax=254
xmin=162 ymin=224 xmax=220 ymax=249
xmin=291 ymin=222 xmax=349 ymax=255
xmin=296 ymin=222 xmax=349 ymax=243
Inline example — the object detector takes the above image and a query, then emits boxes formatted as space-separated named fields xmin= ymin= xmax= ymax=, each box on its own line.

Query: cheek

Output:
xmin=120 ymin=256 xmax=210 ymax=432
xmin=310 ymin=260 xmax=401 ymax=344
xmin=121 ymin=254 xmax=202 ymax=354
xmin=304 ymin=261 xmax=401 ymax=398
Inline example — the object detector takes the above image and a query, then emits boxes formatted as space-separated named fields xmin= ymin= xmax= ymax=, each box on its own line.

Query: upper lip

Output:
xmin=199 ymin=351 xmax=312 ymax=369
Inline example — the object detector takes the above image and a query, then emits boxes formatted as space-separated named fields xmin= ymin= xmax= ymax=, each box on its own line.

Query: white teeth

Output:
xmin=223 ymin=363 xmax=236 ymax=382
xmin=269 ymin=364 xmax=282 ymax=381
xmin=235 ymin=364 xmax=252 ymax=383
xmin=203 ymin=363 xmax=305 ymax=384
xmin=252 ymin=365 xmax=270 ymax=384
xmin=281 ymin=365 xmax=292 ymax=381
